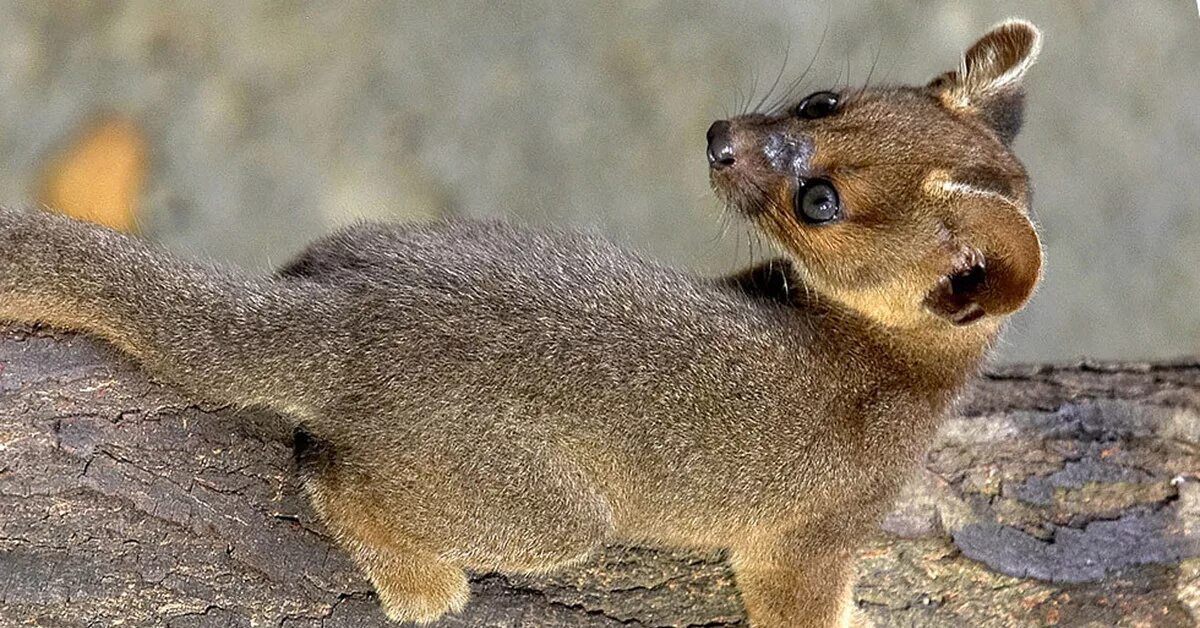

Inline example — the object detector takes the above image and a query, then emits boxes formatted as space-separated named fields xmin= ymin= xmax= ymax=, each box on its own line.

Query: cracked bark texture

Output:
xmin=1 ymin=324 xmax=1197 ymax=627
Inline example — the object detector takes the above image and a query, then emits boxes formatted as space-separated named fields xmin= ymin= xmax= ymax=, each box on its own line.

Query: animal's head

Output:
xmin=709 ymin=20 xmax=1043 ymax=329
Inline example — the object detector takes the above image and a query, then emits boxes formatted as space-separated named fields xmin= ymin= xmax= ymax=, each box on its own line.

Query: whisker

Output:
xmin=752 ymin=40 xmax=792 ymax=114
xmin=709 ymin=201 xmax=734 ymax=246
xmin=843 ymin=52 xmax=852 ymax=92
xmin=745 ymin=225 xmax=758 ymax=270
xmin=767 ymin=17 xmax=830 ymax=115
xmin=862 ymin=35 xmax=884 ymax=94
xmin=731 ymin=213 xmax=744 ymax=262
xmin=745 ymin=67 xmax=762 ymax=116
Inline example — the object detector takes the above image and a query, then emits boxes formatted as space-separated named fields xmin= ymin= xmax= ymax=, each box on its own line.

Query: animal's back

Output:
xmin=282 ymin=222 xmax=900 ymax=543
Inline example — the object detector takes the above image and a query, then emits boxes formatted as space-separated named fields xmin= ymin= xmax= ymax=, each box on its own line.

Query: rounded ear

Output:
xmin=930 ymin=19 xmax=1042 ymax=144
xmin=923 ymin=188 xmax=1043 ymax=326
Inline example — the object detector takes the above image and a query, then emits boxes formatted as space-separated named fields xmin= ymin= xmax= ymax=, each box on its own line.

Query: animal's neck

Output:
xmin=808 ymin=286 xmax=995 ymax=405
xmin=719 ymin=257 xmax=993 ymax=403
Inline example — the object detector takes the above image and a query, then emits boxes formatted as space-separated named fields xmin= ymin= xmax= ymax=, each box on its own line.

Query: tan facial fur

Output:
xmin=710 ymin=19 xmax=1042 ymax=332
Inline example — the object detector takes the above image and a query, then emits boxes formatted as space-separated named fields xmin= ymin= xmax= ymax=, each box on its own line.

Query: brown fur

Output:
xmin=0 ymin=21 xmax=1042 ymax=627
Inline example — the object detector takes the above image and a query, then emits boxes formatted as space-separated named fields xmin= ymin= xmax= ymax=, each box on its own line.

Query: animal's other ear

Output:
xmin=928 ymin=19 xmax=1042 ymax=144
xmin=922 ymin=182 xmax=1042 ymax=326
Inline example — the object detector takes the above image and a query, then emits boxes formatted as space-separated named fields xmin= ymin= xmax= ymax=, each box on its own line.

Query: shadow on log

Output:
xmin=1 ymin=324 xmax=1197 ymax=626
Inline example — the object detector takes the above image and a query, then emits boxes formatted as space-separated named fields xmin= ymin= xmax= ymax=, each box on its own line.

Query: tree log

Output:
xmin=1 ymin=324 xmax=1197 ymax=626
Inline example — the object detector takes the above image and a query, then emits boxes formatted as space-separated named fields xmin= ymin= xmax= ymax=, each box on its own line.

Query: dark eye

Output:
xmin=794 ymin=91 xmax=840 ymax=119
xmin=795 ymin=179 xmax=842 ymax=224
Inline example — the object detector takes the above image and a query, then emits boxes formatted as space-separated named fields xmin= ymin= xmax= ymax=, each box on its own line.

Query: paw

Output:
xmin=371 ymin=559 xmax=470 ymax=624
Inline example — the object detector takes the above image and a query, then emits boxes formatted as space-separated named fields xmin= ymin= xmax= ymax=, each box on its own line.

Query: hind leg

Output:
xmin=368 ymin=554 xmax=468 ymax=624
xmin=343 ymin=530 xmax=470 ymax=623
xmin=294 ymin=428 xmax=469 ymax=623
xmin=305 ymin=471 xmax=471 ymax=623
xmin=292 ymin=427 xmax=614 ymax=621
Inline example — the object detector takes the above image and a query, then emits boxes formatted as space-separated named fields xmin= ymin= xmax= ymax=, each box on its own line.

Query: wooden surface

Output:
xmin=1 ymin=325 xmax=1197 ymax=626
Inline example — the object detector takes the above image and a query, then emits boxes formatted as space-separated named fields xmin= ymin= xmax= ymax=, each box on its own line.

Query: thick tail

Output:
xmin=0 ymin=207 xmax=337 ymax=416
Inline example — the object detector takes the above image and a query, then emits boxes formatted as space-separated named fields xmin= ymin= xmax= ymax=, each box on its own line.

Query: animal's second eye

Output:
xmin=795 ymin=179 xmax=842 ymax=224
xmin=795 ymin=91 xmax=840 ymax=119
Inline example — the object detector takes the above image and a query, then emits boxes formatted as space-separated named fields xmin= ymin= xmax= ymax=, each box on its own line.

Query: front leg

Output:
xmin=730 ymin=528 xmax=861 ymax=628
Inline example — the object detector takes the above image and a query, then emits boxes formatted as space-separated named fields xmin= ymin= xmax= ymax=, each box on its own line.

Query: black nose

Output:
xmin=706 ymin=120 xmax=736 ymax=169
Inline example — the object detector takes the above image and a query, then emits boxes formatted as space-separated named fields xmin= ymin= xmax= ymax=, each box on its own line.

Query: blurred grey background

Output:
xmin=0 ymin=1 xmax=1197 ymax=363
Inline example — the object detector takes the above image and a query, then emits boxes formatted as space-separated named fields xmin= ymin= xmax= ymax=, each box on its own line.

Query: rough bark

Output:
xmin=1 ymin=324 xmax=1197 ymax=627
